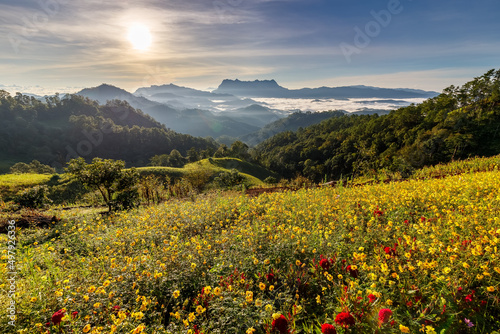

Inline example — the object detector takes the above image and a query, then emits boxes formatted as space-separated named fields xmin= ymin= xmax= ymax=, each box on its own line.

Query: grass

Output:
xmin=136 ymin=158 xmax=273 ymax=188
xmin=0 ymin=173 xmax=54 ymax=201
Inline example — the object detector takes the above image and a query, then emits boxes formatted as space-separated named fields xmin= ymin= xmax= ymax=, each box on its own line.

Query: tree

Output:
xmin=65 ymin=157 xmax=139 ymax=212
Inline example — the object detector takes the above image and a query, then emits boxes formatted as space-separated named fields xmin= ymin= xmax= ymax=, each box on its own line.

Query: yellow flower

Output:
xmin=102 ymin=280 xmax=110 ymax=287
xmin=188 ymin=312 xmax=196 ymax=322
xmin=442 ymin=267 xmax=451 ymax=274
xmin=316 ymin=295 xmax=321 ymax=304
xmin=463 ymin=262 xmax=470 ymax=269
xmin=246 ymin=328 xmax=256 ymax=334
xmin=30 ymin=297 xmax=37 ymax=302
xmin=83 ymin=324 xmax=91 ymax=333
xmin=204 ymin=286 xmax=212 ymax=295
xmin=269 ymin=285 xmax=274 ymax=291
xmin=259 ymin=282 xmax=266 ymax=291
xmin=255 ymin=299 xmax=263 ymax=307
xmin=426 ymin=325 xmax=436 ymax=334
xmin=399 ymin=324 xmax=410 ymax=333
xmin=131 ymin=325 xmax=145 ymax=334
xmin=246 ymin=291 xmax=253 ymax=302
xmin=296 ymin=260 xmax=301 ymax=266
xmin=191 ymin=263 xmax=197 ymax=270
xmin=196 ymin=305 xmax=206 ymax=314
xmin=272 ymin=313 xmax=282 ymax=320
xmin=386 ymin=299 xmax=393 ymax=306
xmin=173 ymin=290 xmax=180 ymax=298
xmin=265 ymin=304 xmax=273 ymax=312
xmin=83 ymin=295 xmax=89 ymax=302
xmin=487 ymin=286 xmax=495 ymax=292
xmin=214 ymin=287 xmax=221 ymax=296
xmin=88 ymin=286 xmax=96 ymax=293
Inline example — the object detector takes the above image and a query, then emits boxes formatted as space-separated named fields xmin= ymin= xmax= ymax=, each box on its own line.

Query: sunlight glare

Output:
xmin=127 ymin=23 xmax=152 ymax=51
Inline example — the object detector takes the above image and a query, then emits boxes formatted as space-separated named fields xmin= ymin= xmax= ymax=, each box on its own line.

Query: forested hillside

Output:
xmin=0 ymin=93 xmax=217 ymax=172
xmin=253 ymin=70 xmax=500 ymax=181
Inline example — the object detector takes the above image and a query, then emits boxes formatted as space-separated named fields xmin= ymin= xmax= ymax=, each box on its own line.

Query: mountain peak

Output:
xmin=214 ymin=79 xmax=287 ymax=97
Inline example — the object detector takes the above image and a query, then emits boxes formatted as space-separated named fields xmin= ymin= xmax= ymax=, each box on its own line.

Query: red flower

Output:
xmin=465 ymin=294 xmax=473 ymax=302
xmin=320 ymin=258 xmax=331 ymax=271
xmin=71 ymin=311 xmax=78 ymax=319
xmin=51 ymin=309 xmax=65 ymax=326
xmin=266 ymin=272 xmax=276 ymax=283
xmin=272 ymin=315 xmax=289 ymax=334
xmin=368 ymin=294 xmax=377 ymax=303
xmin=378 ymin=308 xmax=393 ymax=324
xmin=346 ymin=265 xmax=358 ymax=278
xmin=335 ymin=312 xmax=355 ymax=328
xmin=321 ymin=323 xmax=337 ymax=334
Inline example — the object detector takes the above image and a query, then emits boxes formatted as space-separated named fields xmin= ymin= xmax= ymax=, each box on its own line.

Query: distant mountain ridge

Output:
xmin=213 ymin=79 xmax=439 ymax=99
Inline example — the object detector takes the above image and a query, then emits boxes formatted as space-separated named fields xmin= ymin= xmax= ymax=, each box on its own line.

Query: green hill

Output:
xmin=254 ymin=69 xmax=500 ymax=181
xmin=0 ymin=92 xmax=217 ymax=173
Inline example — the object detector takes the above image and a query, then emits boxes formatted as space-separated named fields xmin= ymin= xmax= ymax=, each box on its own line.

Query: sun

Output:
xmin=127 ymin=23 xmax=152 ymax=51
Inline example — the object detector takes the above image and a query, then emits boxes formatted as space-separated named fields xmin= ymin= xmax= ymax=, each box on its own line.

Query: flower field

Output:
xmin=2 ymin=168 xmax=500 ymax=333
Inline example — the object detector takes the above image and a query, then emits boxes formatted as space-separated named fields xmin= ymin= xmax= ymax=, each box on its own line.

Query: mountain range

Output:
xmin=74 ymin=80 xmax=438 ymax=143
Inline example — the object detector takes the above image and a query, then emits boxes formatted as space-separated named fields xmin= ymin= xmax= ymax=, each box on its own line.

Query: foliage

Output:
xmin=65 ymin=157 xmax=139 ymax=211
xmin=213 ymin=169 xmax=245 ymax=189
xmin=3 ymin=164 xmax=500 ymax=333
xmin=254 ymin=69 xmax=500 ymax=182
xmin=14 ymin=185 xmax=52 ymax=209
xmin=10 ymin=160 xmax=55 ymax=174
xmin=0 ymin=92 xmax=217 ymax=173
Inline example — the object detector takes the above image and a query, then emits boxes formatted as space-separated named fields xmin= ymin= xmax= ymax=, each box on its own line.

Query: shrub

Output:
xmin=15 ymin=185 xmax=52 ymax=209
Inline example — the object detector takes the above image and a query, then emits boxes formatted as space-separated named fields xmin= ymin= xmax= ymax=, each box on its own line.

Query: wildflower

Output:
xmin=30 ymin=297 xmax=37 ymax=303
xmin=269 ymin=285 xmax=275 ymax=291
xmin=131 ymin=324 xmax=145 ymax=334
xmin=72 ymin=311 xmax=78 ymax=319
xmin=272 ymin=314 xmax=289 ymax=334
xmin=188 ymin=312 xmax=196 ymax=322
xmin=378 ymin=308 xmax=393 ymax=325
xmin=319 ymin=258 xmax=331 ymax=271
xmin=487 ymin=286 xmax=495 ymax=292
xmin=173 ymin=290 xmax=180 ymax=298
xmin=316 ymin=295 xmax=321 ymax=304
xmin=255 ymin=299 xmax=263 ymax=307
xmin=196 ymin=305 xmax=206 ymax=314
xmin=246 ymin=291 xmax=253 ymax=302
xmin=346 ymin=265 xmax=358 ymax=278
xmin=247 ymin=328 xmax=256 ymax=334
xmin=265 ymin=304 xmax=273 ymax=312
xmin=464 ymin=318 xmax=474 ymax=328
xmin=321 ymin=323 xmax=337 ymax=334
xmin=425 ymin=325 xmax=436 ymax=334
xmin=335 ymin=312 xmax=355 ymax=328
xmin=368 ymin=294 xmax=377 ymax=303
xmin=214 ymin=287 xmax=221 ymax=296
xmin=51 ymin=309 xmax=65 ymax=325
xmin=296 ymin=260 xmax=301 ymax=266
xmin=259 ymin=282 xmax=266 ymax=291
xmin=83 ymin=324 xmax=91 ymax=333
xmin=399 ymin=324 xmax=410 ymax=333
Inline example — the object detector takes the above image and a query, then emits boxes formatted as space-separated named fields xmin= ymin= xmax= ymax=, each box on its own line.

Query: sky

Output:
xmin=0 ymin=0 xmax=499 ymax=96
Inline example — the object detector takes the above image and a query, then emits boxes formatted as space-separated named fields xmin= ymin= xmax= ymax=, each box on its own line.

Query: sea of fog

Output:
xmin=251 ymin=97 xmax=428 ymax=113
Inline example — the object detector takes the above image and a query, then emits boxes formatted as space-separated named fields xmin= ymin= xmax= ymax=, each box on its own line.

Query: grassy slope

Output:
xmin=136 ymin=158 xmax=276 ymax=187
xmin=3 ymin=165 xmax=500 ymax=332
xmin=0 ymin=173 xmax=54 ymax=200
